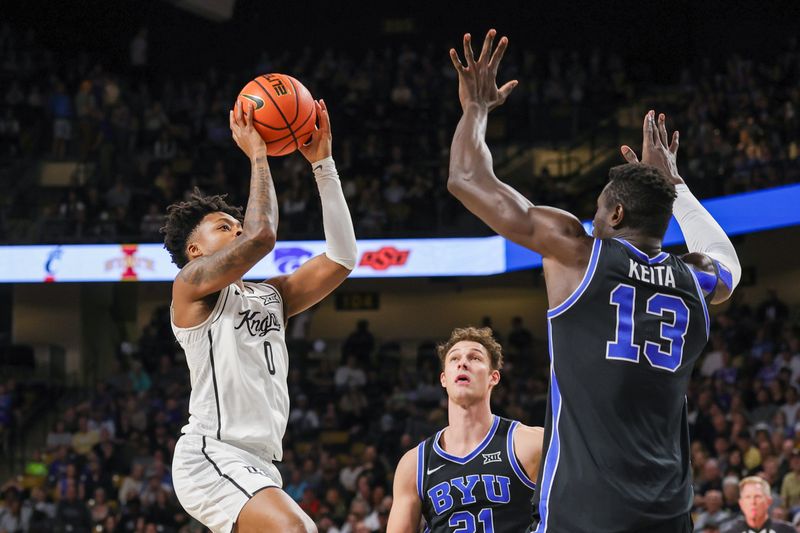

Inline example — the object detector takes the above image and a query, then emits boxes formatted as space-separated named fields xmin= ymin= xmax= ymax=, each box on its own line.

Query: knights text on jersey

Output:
xmin=418 ymin=416 xmax=536 ymax=533
xmin=171 ymin=282 xmax=289 ymax=461
xmin=534 ymin=238 xmax=710 ymax=532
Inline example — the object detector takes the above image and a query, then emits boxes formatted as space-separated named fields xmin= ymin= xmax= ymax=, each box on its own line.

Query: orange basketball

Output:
xmin=236 ymin=74 xmax=316 ymax=156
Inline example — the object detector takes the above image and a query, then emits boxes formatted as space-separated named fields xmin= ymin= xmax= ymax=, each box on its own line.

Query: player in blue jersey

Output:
xmin=388 ymin=327 xmax=542 ymax=533
xmin=447 ymin=29 xmax=741 ymax=532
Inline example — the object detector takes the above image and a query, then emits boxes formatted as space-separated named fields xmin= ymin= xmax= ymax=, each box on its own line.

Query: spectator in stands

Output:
xmin=45 ymin=420 xmax=72 ymax=450
xmin=0 ymin=488 xmax=25 ymax=533
xmin=694 ymin=490 xmax=732 ymax=532
xmin=335 ymin=356 xmax=367 ymax=391
xmin=55 ymin=480 xmax=91 ymax=533
xmin=507 ymin=316 xmax=534 ymax=357
xmin=780 ymin=450 xmax=800 ymax=511
xmin=342 ymin=320 xmax=375 ymax=366
xmin=70 ymin=416 xmax=99 ymax=456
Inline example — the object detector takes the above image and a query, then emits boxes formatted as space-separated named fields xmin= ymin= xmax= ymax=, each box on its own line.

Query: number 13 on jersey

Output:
xmin=606 ymin=283 xmax=690 ymax=372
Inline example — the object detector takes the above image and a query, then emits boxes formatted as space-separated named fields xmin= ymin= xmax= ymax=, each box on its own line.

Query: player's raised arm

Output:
xmin=387 ymin=447 xmax=423 ymax=533
xmin=447 ymin=30 xmax=588 ymax=262
xmin=620 ymin=111 xmax=741 ymax=304
xmin=172 ymin=101 xmax=278 ymax=306
xmin=267 ymin=100 xmax=357 ymax=317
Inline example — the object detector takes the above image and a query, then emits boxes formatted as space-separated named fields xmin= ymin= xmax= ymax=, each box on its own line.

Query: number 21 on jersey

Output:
xmin=606 ymin=283 xmax=690 ymax=372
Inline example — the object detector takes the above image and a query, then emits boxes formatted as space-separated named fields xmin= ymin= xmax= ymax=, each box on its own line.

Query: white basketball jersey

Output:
xmin=171 ymin=282 xmax=289 ymax=461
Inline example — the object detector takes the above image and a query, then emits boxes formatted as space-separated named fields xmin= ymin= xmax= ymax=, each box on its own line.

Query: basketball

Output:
xmin=236 ymin=73 xmax=316 ymax=156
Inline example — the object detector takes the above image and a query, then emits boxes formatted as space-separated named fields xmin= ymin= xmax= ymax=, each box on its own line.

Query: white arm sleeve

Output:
xmin=672 ymin=183 xmax=741 ymax=290
xmin=312 ymin=156 xmax=357 ymax=270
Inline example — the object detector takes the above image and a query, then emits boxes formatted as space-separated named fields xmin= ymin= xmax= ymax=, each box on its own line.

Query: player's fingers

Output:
xmin=658 ymin=113 xmax=669 ymax=148
xmin=449 ymin=48 xmax=465 ymax=73
xmin=488 ymin=36 xmax=509 ymax=73
xmin=644 ymin=110 xmax=657 ymax=147
xmin=245 ymin=103 xmax=255 ymax=128
xmin=235 ymin=100 xmax=244 ymax=126
xmin=319 ymin=99 xmax=331 ymax=136
xmin=669 ymin=131 xmax=680 ymax=154
xmin=463 ymin=33 xmax=476 ymax=67
xmin=498 ymin=80 xmax=518 ymax=101
xmin=477 ymin=28 xmax=496 ymax=64
xmin=621 ymin=145 xmax=640 ymax=163
xmin=229 ymin=109 xmax=236 ymax=131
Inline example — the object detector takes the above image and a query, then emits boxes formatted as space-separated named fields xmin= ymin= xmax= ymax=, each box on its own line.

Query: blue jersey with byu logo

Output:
xmin=418 ymin=416 xmax=536 ymax=533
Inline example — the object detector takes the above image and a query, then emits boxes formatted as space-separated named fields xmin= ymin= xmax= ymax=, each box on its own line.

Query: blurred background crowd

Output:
xmin=1 ymin=21 xmax=798 ymax=244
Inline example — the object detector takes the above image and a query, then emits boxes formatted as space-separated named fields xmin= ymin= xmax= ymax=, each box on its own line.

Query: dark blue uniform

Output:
xmin=418 ymin=416 xmax=536 ymax=532
xmin=533 ymin=238 xmax=710 ymax=532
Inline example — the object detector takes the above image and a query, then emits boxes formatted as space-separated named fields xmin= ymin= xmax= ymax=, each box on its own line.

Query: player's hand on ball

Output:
xmin=230 ymin=100 xmax=267 ymax=160
xmin=449 ymin=29 xmax=518 ymax=113
xmin=298 ymin=100 xmax=332 ymax=165
xmin=620 ymin=110 xmax=685 ymax=185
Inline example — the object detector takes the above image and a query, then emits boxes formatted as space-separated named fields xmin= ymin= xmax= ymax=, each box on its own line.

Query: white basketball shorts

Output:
xmin=172 ymin=434 xmax=282 ymax=533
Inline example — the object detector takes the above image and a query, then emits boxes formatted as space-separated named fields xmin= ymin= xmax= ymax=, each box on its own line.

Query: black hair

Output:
xmin=160 ymin=188 xmax=243 ymax=268
xmin=605 ymin=163 xmax=677 ymax=238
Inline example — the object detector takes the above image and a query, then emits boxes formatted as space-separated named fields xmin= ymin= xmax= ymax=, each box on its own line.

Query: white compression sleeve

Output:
xmin=312 ymin=156 xmax=357 ymax=270
xmin=672 ymin=183 xmax=741 ymax=290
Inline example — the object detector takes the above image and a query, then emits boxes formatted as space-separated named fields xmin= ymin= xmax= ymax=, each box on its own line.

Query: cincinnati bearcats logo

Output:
xmin=241 ymin=94 xmax=265 ymax=110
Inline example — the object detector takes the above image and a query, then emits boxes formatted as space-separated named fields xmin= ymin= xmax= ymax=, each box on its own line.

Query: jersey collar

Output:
xmin=433 ymin=415 xmax=500 ymax=465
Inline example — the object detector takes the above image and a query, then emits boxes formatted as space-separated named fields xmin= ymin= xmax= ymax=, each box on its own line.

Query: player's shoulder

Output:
xmin=511 ymin=422 xmax=543 ymax=450
xmin=393 ymin=445 xmax=420 ymax=487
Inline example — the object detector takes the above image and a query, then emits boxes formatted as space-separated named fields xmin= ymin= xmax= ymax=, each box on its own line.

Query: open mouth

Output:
xmin=455 ymin=374 xmax=471 ymax=385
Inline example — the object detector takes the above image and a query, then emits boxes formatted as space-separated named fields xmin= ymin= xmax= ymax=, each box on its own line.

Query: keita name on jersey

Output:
xmin=627 ymin=259 xmax=676 ymax=288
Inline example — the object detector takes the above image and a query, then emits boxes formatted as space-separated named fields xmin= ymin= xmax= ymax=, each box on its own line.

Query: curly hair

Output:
xmin=160 ymin=188 xmax=243 ymax=268
xmin=437 ymin=327 xmax=504 ymax=371
xmin=605 ymin=163 xmax=677 ymax=238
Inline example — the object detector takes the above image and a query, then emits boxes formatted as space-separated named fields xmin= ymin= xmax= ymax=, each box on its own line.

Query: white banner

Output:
xmin=0 ymin=237 xmax=507 ymax=283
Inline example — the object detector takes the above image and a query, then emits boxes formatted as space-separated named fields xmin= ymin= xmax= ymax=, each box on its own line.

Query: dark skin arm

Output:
xmin=266 ymin=100 xmax=353 ymax=318
xmin=448 ymin=30 xmax=592 ymax=308
xmin=621 ymin=111 xmax=733 ymax=304
xmin=172 ymin=101 xmax=278 ymax=327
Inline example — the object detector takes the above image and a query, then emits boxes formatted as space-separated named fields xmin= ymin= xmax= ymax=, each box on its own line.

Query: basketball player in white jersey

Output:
xmin=388 ymin=327 xmax=543 ymax=533
xmin=163 ymin=99 xmax=356 ymax=533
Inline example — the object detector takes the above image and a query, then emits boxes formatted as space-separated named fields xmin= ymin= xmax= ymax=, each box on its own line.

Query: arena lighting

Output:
xmin=1 ymin=184 xmax=799 ymax=283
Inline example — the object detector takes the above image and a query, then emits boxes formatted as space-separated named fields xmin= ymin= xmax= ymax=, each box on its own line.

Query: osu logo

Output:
xmin=359 ymin=247 xmax=410 ymax=271
xmin=105 ymin=245 xmax=154 ymax=281
xmin=274 ymin=247 xmax=313 ymax=273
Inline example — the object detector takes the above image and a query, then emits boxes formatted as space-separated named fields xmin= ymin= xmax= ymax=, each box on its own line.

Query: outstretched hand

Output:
xmin=620 ymin=111 xmax=684 ymax=185
xmin=449 ymin=29 xmax=518 ymax=113
xmin=230 ymin=100 xmax=267 ymax=161
xmin=299 ymin=100 xmax=332 ymax=165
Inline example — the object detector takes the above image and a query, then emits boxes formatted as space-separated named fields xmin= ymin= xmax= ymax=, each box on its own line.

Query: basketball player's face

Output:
xmin=186 ymin=212 xmax=243 ymax=261
xmin=440 ymin=341 xmax=500 ymax=403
